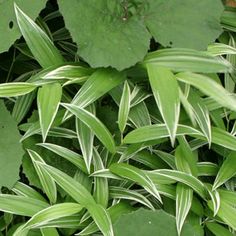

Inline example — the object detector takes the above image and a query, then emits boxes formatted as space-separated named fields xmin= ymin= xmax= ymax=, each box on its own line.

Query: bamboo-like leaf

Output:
xmin=147 ymin=65 xmax=180 ymax=145
xmin=93 ymin=149 xmax=109 ymax=207
xmin=206 ymin=184 xmax=220 ymax=216
xmin=109 ymin=186 xmax=154 ymax=210
xmin=0 ymin=82 xmax=37 ymax=97
xmin=146 ymin=169 xmax=207 ymax=199
xmin=64 ymin=69 xmax=126 ymax=120
xmin=36 ymin=162 xmax=96 ymax=206
xmin=153 ymin=150 xmax=176 ymax=169
xmin=142 ymin=48 xmax=232 ymax=73
xmin=208 ymin=200 xmax=236 ymax=230
xmin=175 ymin=137 xmax=198 ymax=176
xmin=62 ymin=103 xmax=116 ymax=153
xmin=118 ymin=81 xmax=131 ymax=133
xmin=12 ymin=182 xmax=47 ymax=203
xmin=197 ymin=162 xmax=218 ymax=177
xmin=15 ymin=4 xmax=64 ymax=68
xmin=123 ymin=124 xmax=203 ymax=144
xmin=109 ymin=163 xmax=162 ymax=203
xmin=28 ymin=150 xmax=57 ymax=204
xmin=176 ymin=72 xmax=236 ymax=112
xmin=40 ymin=228 xmax=59 ymax=236
xmin=76 ymin=105 xmax=95 ymax=173
xmin=17 ymin=203 xmax=83 ymax=231
xmin=213 ymin=151 xmax=236 ymax=190
xmin=176 ymin=183 xmax=193 ymax=236
xmin=206 ymin=222 xmax=234 ymax=236
xmin=37 ymin=143 xmax=87 ymax=173
xmin=218 ymin=189 xmax=236 ymax=207
xmin=207 ymin=43 xmax=236 ymax=56
xmin=0 ymin=194 xmax=48 ymax=216
xmin=37 ymin=83 xmax=62 ymax=142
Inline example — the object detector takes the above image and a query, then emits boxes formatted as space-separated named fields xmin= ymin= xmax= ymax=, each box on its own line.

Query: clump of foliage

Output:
xmin=0 ymin=0 xmax=236 ymax=235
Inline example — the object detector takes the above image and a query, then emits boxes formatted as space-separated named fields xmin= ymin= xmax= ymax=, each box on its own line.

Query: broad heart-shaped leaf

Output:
xmin=15 ymin=4 xmax=64 ymax=68
xmin=62 ymin=103 xmax=116 ymax=154
xmin=114 ymin=208 xmax=203 ymax=236
xmin=144 ymin=0 xmax=223 ymax=50
xmin=0 ymin=0 xmax=47 ymax=53
xmin=147 ymin=65 xmax=180 ymax=145
xmin=58 ymin=0 xmax=150 ymax=70
xmin=37 ymin=83 xmax=62 ymax=142
xmin=213 ymin=151 xmax=236 ymax=190
xmin=0 ymin=100 xmax=24 ymax=189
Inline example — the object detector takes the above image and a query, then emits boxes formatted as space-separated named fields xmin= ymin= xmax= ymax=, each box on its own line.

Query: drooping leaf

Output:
xmin=213 ymin=151 xmax=236 ymax=189
xmin=0 ymin=83 xmax=37 ymax=97
xmin=147 ymin=65 xmax=180 ymax=145
xmin=37 ymin=83 xmax=62 ymax=142
xmin=57 ymin=0 xmax=150 ymax=70
xmin=176 ymin=72 xmax=236 ymax=112
xmin=0 ymin=100 xmax=24 ymax=189
xmin=15 ymin=4 xmax=64 ymax=68
xmin=144 ymin=0 xmax=223 ymax=50
xmin=206 ymin=222 xmax=234 ymax=236
xmin=62 ymin=103 xmax=116 ymax=153
xmin=0 ymin=0 xmax=47 ymax=53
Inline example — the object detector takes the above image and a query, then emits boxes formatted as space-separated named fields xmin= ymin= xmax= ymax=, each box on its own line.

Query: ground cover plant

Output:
xmin=0 ymin=0 xmax=236 ymax=235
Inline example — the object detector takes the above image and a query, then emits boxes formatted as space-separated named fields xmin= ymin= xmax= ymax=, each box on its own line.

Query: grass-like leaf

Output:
xmin=0 ymin=82 xmax=37 ymax=97
xmin=37 ymin=83 xmax=62 ymax=142
xmin=206 ymin=222 xmax=234 ymax=236
xmin=28 ymin=150 xmax=57 ymax=204
xmin=109 ymin=163 xmax=162 ymax=203
xmin=62 ymin=103 xmax=116 ymax=153
xmin=147 ymin=65 xmax=180 ymax=145
xmin=213 ymin=151 xmax=236 ymax=190
xmin=118 ymin=81 xmax=131 ymax=133
xmin=15 ymin=4 xmax=64 ymax=68
xmin=176 ymin=72 xmax=236 ymax=112
xmin=176 ymin=183 xmax=193 ymax=236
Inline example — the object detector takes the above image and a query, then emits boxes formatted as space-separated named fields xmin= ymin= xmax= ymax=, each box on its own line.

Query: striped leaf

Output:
xmin=0 ymin=82 xmax=37 ymax=97
xmin=37 ymin=83 xmax=62 ymax=142
xmin=147 ymin=65 xmax=180 ymax=145
xmin=37 ymin=143 xmax=87 ymax=173
xmin=109 ymin=163 xmax=162 ymax=203
xmin=142 ymin=48 xmax=232 ymax=73
xmin=15 ymin=4 xmax=64 ymax=68
xmin=62 ymin=103 xmax=116 ymax=153
xmin=206 ymin=184 xmax=220 ymax=216
xmin=176 ymin=72 xmax=236 ymax=112
xmin=123 ymin=124 xmax=203 ymax=144
xmin=76 ymin=105 xmax=95 ymax=173
xmin=118 ymin=81 xmax=131 ymax=133
xmin=176 ymin=183 xmax=193 ymax=235
xmin=28 ymin=150 xmax=57 ymax=204
xmin=0 ymin=194 xmax=48 ymax=217
xmin=207 ymin=43 xmax=236 ymax=56
xmin=213 ymin=151 xmax=236 ymax=190
xmin=206 ymin=222 xmax=234 ymax=236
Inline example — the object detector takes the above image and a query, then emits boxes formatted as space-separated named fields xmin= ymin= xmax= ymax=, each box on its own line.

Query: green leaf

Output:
xmin=17 ymin=203 xmax=83 ymax=230
xmin=144 ymin=0 xmax=223 ymax=49
xmin=206 ymin=184 xmax=220 ymax=216
xmin=207 ymin=43 xmax=236 ymax=56
xmin=0 ymin=0 xmax=47 ymax=53
xmin=213 ymin=151 xmax=236 ymax=189
xmin=15 ymin=4 xmax=64 ymax=68
xmin=37 ymin=143 xmax=87 ymax=174
xmin=124 ymin=124 xmax=203 ymax=144
xmin=28 ymin=150 xmax=57 ymax=204
xmin=176 ymin=183 xmax=193 ymax=235
xmin=147 ymin=65 xmax=180 ymax=145
xmin=0 ymin=100 xmax=24 ymax=189
xmin=142 ymin=48 xmax=232 ymax=73
xmin=114 ymin=208 xmax=202 ymax=236
xmin=109 ymin=163 xmax=162 ymax=203
xmin=206 ymin=222 xmax=234 ymax=236
xmin=208 ymin=200 xmax=236 ymax=230
xmin=62 ymin=103 xmax=116 ymax=153
xmin=118 ymin=81 xmax=131 ymax=133
xmin=0 ymin=83 xmax=37 ymax=97
xmin=176 ymin=72 xmax=236 ymax=112
xmin=37 ymin=83 xmax=62 ymax=142
xmin=0 ymin=194 xmax=48 ymax=217
xmin=57 ymin=0 xmax=150 ymax=70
